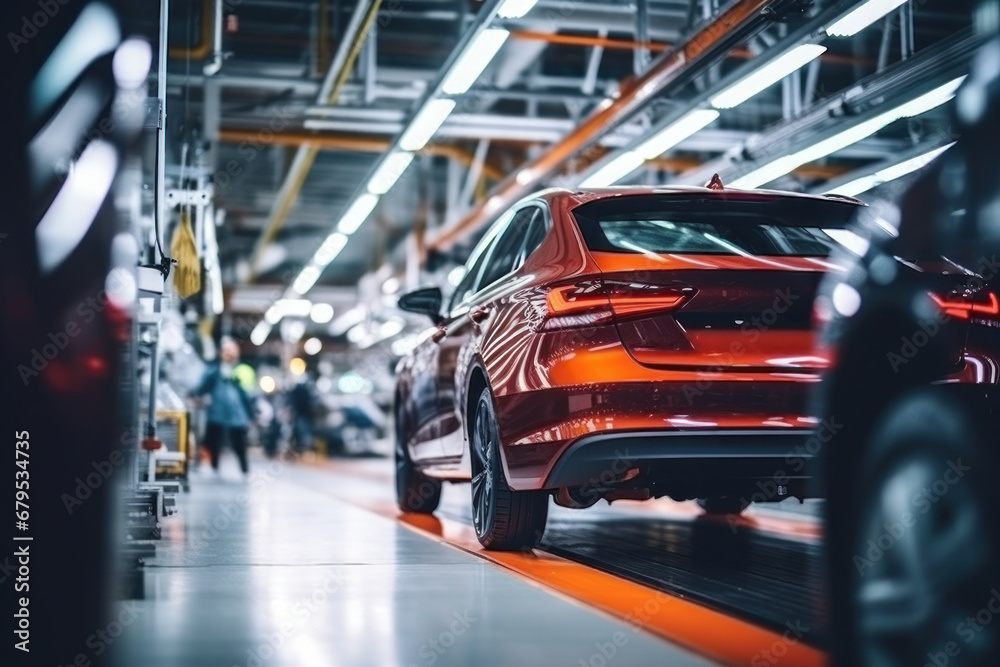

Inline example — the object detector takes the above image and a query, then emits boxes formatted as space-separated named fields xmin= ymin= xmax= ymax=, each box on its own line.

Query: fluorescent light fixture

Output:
xmin=331 ymin=305 xmax=367 ymax=336
xmin=112 ymin=38 xmax=152 ymax=89
xmin=336 ymin=193 xmax=380 ymax=235
xmin=276 ymin=298 xmax=312 ymax=318
xmin=303 ymin=337 xmax=323 ymax=355
xmin=578 ymin=151 xmax=645 ymax=187
xmin=313 ymin=232 xmax=349 ymax=266
xmin=346 ymin=322 xmax=367 ymax=343
xmin=516 ymin=168 xmax=538 ymax=185
xmin=891 ymin=76 xmax=965 ymax=116
xmin=36 ymin=140 xmax=118 ymax=273
xmin=368 ymin=151 xmax=415 ymax=195
xmin=265 ymin=298 xmax=313 ymax=324
xmin=30 ymin=3 xmax=120 ymax=115
xmin=441 ymin=29 xmax=510 ymax=95
xmin=310 ymin=303 xmax=335 ymax=324
xmin=826 ymin=0 xmax=909 ymax=38
xmin=826 ymin=143 xmax=955 ymax=197
xmin=732 ymin=77 xmax=964 ymax=189
xmin=577 ymin=110 xmax=721 ymax=186
xmin=710 ymin=45 xmax=827 ymax=109
xmin=382 ymin=277 xmax=401 ymax=294
xmin=497 ymin=0 xmax=538 ymax=19
xmin=292 ymin=264 xmax=323 ymax=295
xmin=635 ymin=109 xmax=721 ymax=159
xmin=250 ymin=321 xmax=272 ymax=346
xmin=399 ymin=99 xmax=457 ymax=151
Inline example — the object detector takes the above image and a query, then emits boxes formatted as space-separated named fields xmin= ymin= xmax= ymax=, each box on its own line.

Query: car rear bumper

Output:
xmin=541 ymin=428 xmax=817 ymax=490
xmin=493 ymin=379 xmax=822 ymax=489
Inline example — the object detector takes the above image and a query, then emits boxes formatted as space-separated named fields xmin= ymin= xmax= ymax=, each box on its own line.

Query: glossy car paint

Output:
xmin=395 ymin=187 xmax=862 ymax=491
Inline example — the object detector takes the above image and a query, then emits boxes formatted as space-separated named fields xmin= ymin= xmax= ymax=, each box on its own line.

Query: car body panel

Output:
xmin=396 ymin=186 xmax=864 ymax=492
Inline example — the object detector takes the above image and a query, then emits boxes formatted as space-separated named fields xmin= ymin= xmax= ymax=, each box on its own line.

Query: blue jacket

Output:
xmin=195 ymin=364 xmax=255 ymax=428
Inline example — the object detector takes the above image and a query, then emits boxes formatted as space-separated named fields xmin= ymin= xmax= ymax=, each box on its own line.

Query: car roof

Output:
xmin=531 ymin=185 xmax=865 ymax=209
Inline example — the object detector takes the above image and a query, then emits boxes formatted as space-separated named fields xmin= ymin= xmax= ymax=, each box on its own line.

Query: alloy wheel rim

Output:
xmin=854 ymin=451 xmax=993 ymax=666
xmin=471 ymin=399 xmax=495 ymax=537
xmin=395 ymin=414 xmax=408 ymax=497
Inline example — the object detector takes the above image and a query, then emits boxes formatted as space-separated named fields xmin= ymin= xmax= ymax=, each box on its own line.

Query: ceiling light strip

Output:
xmin=824 ymin=143 xmax=956 ymax=197
xmin=731 ymin=77 xmax=964 ymax=188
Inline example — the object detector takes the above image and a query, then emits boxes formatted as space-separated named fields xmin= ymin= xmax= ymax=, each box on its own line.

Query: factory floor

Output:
xmin=115 ymin=450 xmax=824 ymax=667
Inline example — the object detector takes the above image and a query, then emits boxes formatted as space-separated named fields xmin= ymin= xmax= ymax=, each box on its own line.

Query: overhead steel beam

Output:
xmin=299 ymin=114 xmax=642 ymax=144
xmin=216 ymin=128 xmax=506 ymax=182
xmin=428 ymin=0 xmax=794 ymax=251
xmin=222 ymin=121 xmax=910 ymax=158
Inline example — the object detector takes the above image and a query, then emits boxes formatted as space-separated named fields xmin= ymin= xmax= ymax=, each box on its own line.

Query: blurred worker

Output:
xmin=233 ymin=361 xmax=257 ymax=393
xmin=192 ymin=337 xmax=255 ymax=474
xmin=288 ymin=375 xmax=316 ymax=455
xmin=256 ymin=393 xmax=282 ymax=459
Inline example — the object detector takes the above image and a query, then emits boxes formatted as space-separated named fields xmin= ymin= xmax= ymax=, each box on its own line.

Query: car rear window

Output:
xmin=573 ymin=195 xmax=861 ymax=257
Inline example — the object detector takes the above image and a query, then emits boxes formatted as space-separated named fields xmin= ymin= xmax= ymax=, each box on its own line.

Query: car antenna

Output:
xmin=706 ymin=173 xmax=725 ymax=190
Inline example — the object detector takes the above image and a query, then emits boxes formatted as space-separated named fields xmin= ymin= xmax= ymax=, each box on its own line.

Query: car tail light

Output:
xmin=542 ymin=280 xmax=694 ymax=330
xmin=929 ymin=290 xmax=1000 ymax=321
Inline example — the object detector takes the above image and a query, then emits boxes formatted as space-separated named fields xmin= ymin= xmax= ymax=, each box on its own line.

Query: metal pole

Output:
xmin=156 ymin=0 xmax=169 ymax=257
xmin=146 ymin=333 xmax=159 ymax=441
xmin=878 ymin=17 xmax=895 ymax=71
xmin=582 ymin=30 xmax=606 ymax=95
xmin=635 ymin=0 xmax=650 ymax=75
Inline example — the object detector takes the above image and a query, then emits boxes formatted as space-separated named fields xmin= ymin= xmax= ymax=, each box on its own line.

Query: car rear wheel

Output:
xmin=394 ymin=408 xmax=441 ymax=513
xmin=470 ymin=387 xmax=548 ymax=550
xmin=828 ymin=391 xmax=1000 ymax=667
xmin=696 ymin=497 xmax=750 ymax=515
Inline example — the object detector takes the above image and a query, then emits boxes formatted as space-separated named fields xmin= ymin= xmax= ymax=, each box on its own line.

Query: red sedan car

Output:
xmin=395 ymin=183 xmax=861 ymax=549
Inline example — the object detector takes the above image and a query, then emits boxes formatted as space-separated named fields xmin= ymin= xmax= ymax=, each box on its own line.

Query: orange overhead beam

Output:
xmin=509 ymin=29 xmax=870 ymax=66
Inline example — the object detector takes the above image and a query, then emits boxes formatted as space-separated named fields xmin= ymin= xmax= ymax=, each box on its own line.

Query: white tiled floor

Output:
xmin=114 ymin=456 xmax=714 ymax=667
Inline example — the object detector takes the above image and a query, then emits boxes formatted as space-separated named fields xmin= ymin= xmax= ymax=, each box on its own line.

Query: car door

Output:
xmin=437 ymin=204 xmax=548 ymax=458
xmin=406 ymin=212 xmax=512 ymax=462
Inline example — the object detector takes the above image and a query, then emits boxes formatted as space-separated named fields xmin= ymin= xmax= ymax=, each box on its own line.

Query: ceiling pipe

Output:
xmin=203 ymin=0 xmax=225 ymax=76
xmin=247 ymin=0 xmax=385 ymax=282
xmin=216 ymin=128 xmax=505 ymax=182
xmin=169 ymin=0 xmax=214 ymax=61
xmin=427 ymin=0 xmax=790 ymax=252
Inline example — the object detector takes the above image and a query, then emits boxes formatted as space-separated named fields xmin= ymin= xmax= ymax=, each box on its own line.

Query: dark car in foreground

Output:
xmin=816 ymin=42 xmax=1000 ymax=667
xmin=395 ymin=183 xmax=862 ymax=549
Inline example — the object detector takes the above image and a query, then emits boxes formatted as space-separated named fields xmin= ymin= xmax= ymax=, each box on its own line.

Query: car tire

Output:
xmin=394 ymin=408 xmax=441 ymax=513
xmin=696 ymin=497 xmax=750 ymax=515
xmin=827 ymin=390 xmax=1000 ymax=667
xmin=470 ymin=387 xmax=548 ymax=550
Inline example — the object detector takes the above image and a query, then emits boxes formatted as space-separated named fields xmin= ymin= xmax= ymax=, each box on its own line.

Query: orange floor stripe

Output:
xmin=341 ymin=493 xmax=825 ymax=667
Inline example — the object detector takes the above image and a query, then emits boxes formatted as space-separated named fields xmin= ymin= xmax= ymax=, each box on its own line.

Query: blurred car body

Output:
xmin=395 ymin=185 xmax=861 ymax=549
xmin=817 ymin=41 xmax=1000 ymax=667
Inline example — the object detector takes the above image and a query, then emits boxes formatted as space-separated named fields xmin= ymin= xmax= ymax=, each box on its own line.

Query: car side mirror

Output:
xmin=397 ymin=287 xmax=444 ymax=324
